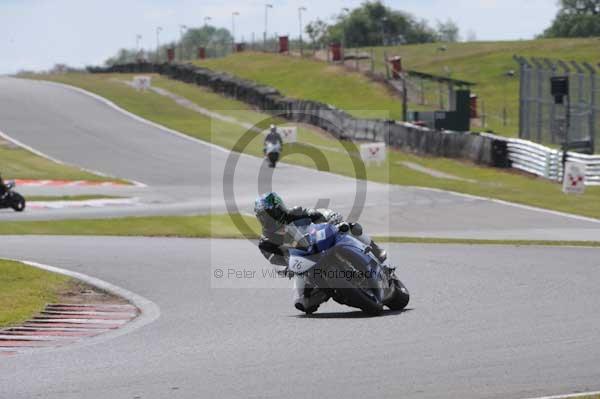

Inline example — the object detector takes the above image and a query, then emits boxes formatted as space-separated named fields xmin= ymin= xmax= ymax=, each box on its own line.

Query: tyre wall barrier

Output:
xmin=88 ymin=62 xmax=509 ymax=167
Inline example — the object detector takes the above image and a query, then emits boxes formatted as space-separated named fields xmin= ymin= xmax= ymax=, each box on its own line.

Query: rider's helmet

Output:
xmin=270 ymin=124 xmax=276 ymax=133
xmin=254 ymin=192 xmax=288 ymax=233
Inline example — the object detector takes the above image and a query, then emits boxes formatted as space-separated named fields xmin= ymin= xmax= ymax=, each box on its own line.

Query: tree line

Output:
xmin=542 ymin=0 xmax=600 ymax=37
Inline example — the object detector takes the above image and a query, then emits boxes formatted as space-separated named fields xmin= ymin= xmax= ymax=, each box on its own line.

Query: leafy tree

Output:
xmin=104 ymin=25 xmax=233 ymax=65
xmin=437 ymin=19 xmax=460 ymax=42
xmin=305 ymin=19 xmax=330 ymax=48
xmin=180 ymin=26 xmax=233 ymax=58
xmin=104 ymin=48 xmax=138 ymax=66
xmin=322 ymin=1 xmax=437 ymax=47
xmin=542 ymin=0 xmax=600 ymax=37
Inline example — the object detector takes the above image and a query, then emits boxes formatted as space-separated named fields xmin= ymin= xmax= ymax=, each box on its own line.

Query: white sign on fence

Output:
xmin=263 ymin=126 xmax=297 ymax=143
xmin=360 ymin=142 xmax=386 ymax=164
xmin=278 ymin=126 xmax=297 ymax=143
xmin=562 ymin=161 xmax=586 ymax=194
xmin=133 ymin=75 xmax=152 ymax=91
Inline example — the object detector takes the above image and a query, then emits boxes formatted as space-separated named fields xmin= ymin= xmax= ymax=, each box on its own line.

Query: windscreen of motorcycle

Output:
xmin=311 ymin=223 xmax=337 ymax=253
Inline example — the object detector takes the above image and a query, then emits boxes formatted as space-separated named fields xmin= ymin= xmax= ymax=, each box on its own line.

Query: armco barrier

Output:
xmin=482 ymin=133 xmax=600 ymax=186
xmin=89 ymin=62 xmax=507 ymax=167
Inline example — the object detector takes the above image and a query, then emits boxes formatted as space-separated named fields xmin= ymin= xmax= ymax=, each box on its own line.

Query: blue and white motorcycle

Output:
xmin=283 ymin=219 xmax=410 ymax=315
xmin=264 ymin=141 xmax=281 ymax=168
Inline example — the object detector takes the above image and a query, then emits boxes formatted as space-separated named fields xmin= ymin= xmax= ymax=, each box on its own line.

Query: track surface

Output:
xmin=1 ymin=77 xmax=600 ymax=240
xmin=1 ymin=237 xmax=600 ymax=399
xmin=1 ymin=77 xmax=600 ymax=398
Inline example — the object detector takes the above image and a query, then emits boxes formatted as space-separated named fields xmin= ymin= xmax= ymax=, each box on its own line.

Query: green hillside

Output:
xmin=199 ymin=38 xmax=600 ymax=137
xmin=199 ymin=52 xmax=402 ymax=120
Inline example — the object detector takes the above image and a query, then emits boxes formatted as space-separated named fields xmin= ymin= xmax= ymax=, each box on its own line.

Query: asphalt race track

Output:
xmin=1 ymin=237 xmax=600 ymax=399
xmin=1 ymin=77 xmax=600 ymax=398
xmin=2 ymin=77 xmax=600 ymax=240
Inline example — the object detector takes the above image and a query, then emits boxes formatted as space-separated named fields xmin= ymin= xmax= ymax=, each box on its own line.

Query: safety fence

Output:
xmin=485 ymin=134 xmax=600 ymax=185
xmin=91 ymin=62 xmax=600 ymax=185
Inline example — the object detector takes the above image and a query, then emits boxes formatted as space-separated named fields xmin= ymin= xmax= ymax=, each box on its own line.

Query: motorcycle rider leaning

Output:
xmin=254 ymin=192 xmax=387 ymax=267
xmin=264 ymin=124 xmax=283 ymax=152
xmin=0 ymin=173 xmax=7 ymax=199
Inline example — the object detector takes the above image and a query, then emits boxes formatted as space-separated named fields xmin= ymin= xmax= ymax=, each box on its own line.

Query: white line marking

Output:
xmin=522 ymin=390 xmax=600 ymax=399
xmin=25 ymin=78 xmax=600 ymax=225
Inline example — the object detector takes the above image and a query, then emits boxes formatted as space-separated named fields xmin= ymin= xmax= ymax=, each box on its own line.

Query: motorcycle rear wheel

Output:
xmin=10 ymin=194 xmax=26 ymax=212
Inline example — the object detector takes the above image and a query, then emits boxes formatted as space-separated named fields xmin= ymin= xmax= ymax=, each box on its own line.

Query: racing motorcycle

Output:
xmin=283 ymin=219 xmax=409 ymax=315
xmin=0 ymin=180 xmax=26 ymax=212
xmin=264 ymin=141 xmax=281 ymax=168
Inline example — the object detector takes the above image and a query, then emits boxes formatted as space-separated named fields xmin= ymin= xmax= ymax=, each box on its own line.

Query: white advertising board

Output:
xmin=562 ymin=161 xmax=586 ymax=194
xmin=133 ymin=75 xmax=152 ymax=91
xmin=360 ymin=142 xmax=386 ymax=164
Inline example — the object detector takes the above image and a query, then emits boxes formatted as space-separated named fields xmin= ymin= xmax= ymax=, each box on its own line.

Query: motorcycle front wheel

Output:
xmin=386 ymin=279 xmax=410 ymax=310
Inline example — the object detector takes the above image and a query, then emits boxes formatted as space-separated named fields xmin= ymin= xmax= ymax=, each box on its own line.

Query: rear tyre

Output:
xmin=268 ymin=152 xmax=279 ymax=168
xmin=386 ymin=279 xmax=410 ymax=310
xmin=11 ymin=194 xmax=25 ymax=212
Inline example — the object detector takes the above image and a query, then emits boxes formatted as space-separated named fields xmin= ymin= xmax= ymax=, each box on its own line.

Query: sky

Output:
xmin=0 ymin=0 xmax=559 ymax=74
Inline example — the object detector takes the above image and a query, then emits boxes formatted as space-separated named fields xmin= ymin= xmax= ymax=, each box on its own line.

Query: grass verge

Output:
xmin=0 ymin=141 xmax=113 ymax=182
xmin=366 ymin=38 xmax=600 ymax=137
xmin=200 ymin=52 xmax=400 ymax=120
xmin=0 ymin=214 xmax=261 ymax=238
xmin=0 ymin=259 xmax=71 ymax=328
xmin=1 ymin=214 xmax=599 ymax=248
xmin=22 ymin=72 xmax=600 ymax=219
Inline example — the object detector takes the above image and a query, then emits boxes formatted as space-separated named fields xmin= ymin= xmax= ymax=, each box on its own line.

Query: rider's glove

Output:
xmin=326 ymin=211 xmax=343 ymax=225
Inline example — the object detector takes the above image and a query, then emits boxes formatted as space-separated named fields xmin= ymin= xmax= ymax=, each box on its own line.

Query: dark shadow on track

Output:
xmin=291 ymin=308 xmax=413 ymax=319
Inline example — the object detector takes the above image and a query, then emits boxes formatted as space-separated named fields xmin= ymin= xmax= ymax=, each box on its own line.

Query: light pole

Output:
xmin=204 ymin=16 xmax=211 ymax=27
xmin=298 ymin=7 xmax=306 ymax=55
xmin=155 ymin=27 xmax=162 ymax=63
xmin=264 ymin=3 xmax=273 ymax=49
xmin=179 ymin=24 xmax=188 ymax=61
xmin=232 ymin=11 xmax=239 ymax=51
xmin=380 ymin=17 xmax=387 ymax=46
xmin=136 ymin=34 xmax=142 ymax=61
xmin=341 ymin=8 xmax=349 ymax=49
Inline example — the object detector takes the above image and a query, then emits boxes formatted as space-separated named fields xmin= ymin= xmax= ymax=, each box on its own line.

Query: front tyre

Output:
xmin=386 ymin=279 xmax=410 ymax=310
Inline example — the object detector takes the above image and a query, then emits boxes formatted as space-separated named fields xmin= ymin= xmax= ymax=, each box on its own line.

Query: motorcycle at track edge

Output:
xmin=264 ymin=141 xmax=281 ymax=168
xmin=283 ymin=219 xmax=410 ymax=315
xmin=0 ymin=180 xmax=26 ymax=212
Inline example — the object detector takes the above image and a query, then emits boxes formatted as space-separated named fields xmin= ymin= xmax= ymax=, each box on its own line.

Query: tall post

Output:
xmin=584 ymin=62 xmax=596 ymax=153
xmin=532 ymin=58 xmax=544 ymax=143
xmin=155 ymin=27 xmax=162 ymax=63
xmin=341 ymin=8 xmax=350 ymax=64
xmin=298 ymin=7 xmax=306 ymax=56
xmin=179 ymin=25 xmax=187 ymax=61
xmin=232 ymin=11 xmax=239 ymax=51
xmin=543 ymin=59 xmax=557 ymax=143
xmin=136 ymin=34 xmax=142 ymax=61
xmin=516 ymin=57 xmax=526 ymax=139
xmin=264 ymin=4 xmax=273 ymax=49
xmin=523 ymin=60 xmax=532 ymax=140
xmin=402 ymin=74 xmax=408 ymax=122
xmin=380 ymin=17 xmax=388 ymax=46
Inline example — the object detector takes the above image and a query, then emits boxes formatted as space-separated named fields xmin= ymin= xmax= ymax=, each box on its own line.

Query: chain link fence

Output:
xmin=516 ymin=56 xmax=598 ymax=154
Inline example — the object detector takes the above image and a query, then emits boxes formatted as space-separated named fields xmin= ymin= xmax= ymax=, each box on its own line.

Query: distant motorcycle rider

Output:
xmin=264 ymin=124 xmax=283 ymax=150
xmin=254 ymin=192 xmax=387 ymax=267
